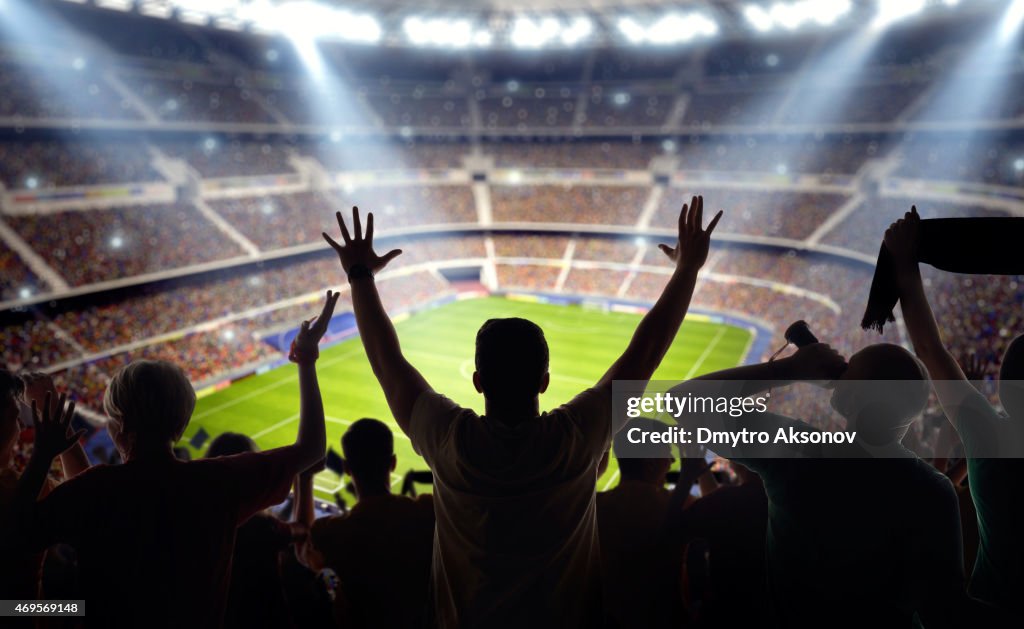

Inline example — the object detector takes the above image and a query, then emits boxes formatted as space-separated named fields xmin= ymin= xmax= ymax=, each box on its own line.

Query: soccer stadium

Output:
xmin=2 ymin=0 xmax=1024 ymax=626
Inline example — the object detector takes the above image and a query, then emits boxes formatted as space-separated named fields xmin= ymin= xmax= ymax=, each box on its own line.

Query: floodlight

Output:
xmin=617 ymin=12 xmax=718 ymax=45
xmin=872 ymin=0 xmax=926 ymax=30
xmin=1000 ymin=0 xmax=1024 ymax=41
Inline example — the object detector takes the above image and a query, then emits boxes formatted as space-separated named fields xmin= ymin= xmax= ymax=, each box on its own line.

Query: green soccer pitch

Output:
xmin=178 ymin=296 xmax=753 ymax=502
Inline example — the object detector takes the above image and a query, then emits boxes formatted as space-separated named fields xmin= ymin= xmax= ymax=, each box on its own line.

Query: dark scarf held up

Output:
xmin=861 ymin=217 xmax=1024 ymax=333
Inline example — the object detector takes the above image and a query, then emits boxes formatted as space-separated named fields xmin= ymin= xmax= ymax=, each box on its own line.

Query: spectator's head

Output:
xmin=1 ymin=369 xmax=26 ymax=466
xmin=830 ymin=344 xmax=929 ymax=445
xmin=206 ymin=432 xmax=259 ymax=457
xmin=103 ymin=360 xmax=196 ymax=460
xmin=998 ymin=333 xmax=1024 ymax=418
xmin=613 ymin=418 xmax=673 ymax=485
xmin=474 ymin=318 xmax=550 ymax=410
xmin=341 ymin=418 xmax=396 ymax=496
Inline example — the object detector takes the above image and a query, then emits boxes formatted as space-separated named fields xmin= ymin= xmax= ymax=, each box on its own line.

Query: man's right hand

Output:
xmin=658 ymin=195 xmax=723 ymax=273
xmin=323 ymin=206 xmax=403 ymax=276
xmin=884 ymin=206 xmax=920 ymax=268
xmin=784 ymin=343 xmax=848 ymax=382
xmin=31 ymin=392 xmax=83 ymax=462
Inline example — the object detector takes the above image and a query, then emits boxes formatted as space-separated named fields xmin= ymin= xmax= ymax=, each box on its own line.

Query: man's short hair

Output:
xmin=841 ymin=344 xmax=930 ymax=444
xmin=475 ymin=318 xmax=549 ymax=403
xmin=0 ymin=369 xmax=25 ymax=403
xmin=341 ymin=418 xmax=394 ymax=480
xmin=614 ymin=418 xmax=672 ymax=480
xmin=206 ymin=432 xmax=258 ymax=457
xmin=103 ymin=360 xmax=195 ymax=446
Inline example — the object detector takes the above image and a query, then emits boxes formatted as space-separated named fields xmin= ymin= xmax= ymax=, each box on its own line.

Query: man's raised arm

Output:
xmin=597 ymin=196 xmax=721 ymax=429
xmin=324 ymin=207 xmax=431 ymax=435
xmin=883 ymin=207 xmax=974 ymax=411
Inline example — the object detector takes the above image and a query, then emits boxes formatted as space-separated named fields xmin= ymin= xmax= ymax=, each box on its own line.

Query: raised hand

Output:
xmin=21 ymin=372 xmax=57 ymax=408
xmin=31 ymin=391 xmax=83 ymax=462
xmin=958 ymin=352 xmax=989 ymax=383
xmin=883 ymin=205 xmax=920 ymax=267
xmin=293 ymin=290 xmax=341 ymax=358
xmin=323 ymin=206 xmax=402 ymax=277
xmin=658 ymin=195 xmax=723 ymax=272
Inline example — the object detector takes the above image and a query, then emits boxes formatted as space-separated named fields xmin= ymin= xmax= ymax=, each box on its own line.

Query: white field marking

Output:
xmin=250 ymin=413 xmax=300 ymax=439
xmin=601 ymin=469 xmax=620 ymax=492
xmin=193 ymin=346 xmax=363 ymax=420
xmin=683 ymin=327 xmax=727 ymax=379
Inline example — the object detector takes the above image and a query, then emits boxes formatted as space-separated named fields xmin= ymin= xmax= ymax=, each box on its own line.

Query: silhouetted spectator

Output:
xmin=324 ymin=197 xmax=721 ymax=627
xmin=2 ymin=292 xmax=338 ymax=627
xmin=206 ymin=432 xmax=295 ymax=629
xmin=674 ymin=342 xmax=991 ymax=627
xmin=885 ymin=207 xmax=1024 ymax=617
xmin=298 ymin=418 xmax=434 ymax=628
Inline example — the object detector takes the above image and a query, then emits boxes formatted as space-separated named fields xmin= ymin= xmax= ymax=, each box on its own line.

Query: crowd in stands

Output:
xmin=0 ymin=61 xmax=139 ymax=121
xmin=0 ymin=139 xmax=160 ymax=189
xmin=653 ymin=189 xmax=846 ymax=240
xmin=488 ymin=141 xmax=658 ymax=170
xmin=133 ymin=74 xmax=276 ymax=124
xmin=492 ymin=234 xmax=568 ymax=258
xmin=161 ymin=139 xmax=296 ymax=179
xmin=492 ymin=184 xmax=648 ymax=225
xmin=672 ymin=135 xmax=885 ymax=175
xmin=0 ymin=316 xmax=79 ymax=371
xmin=820 ymin=197 xmax=1010 ymax=255
xmin=562 ymin=267 xmax=630 ymax=297
xmin=388 ymin=236 xmax=486 ymax=268
xmin=573 ymin=237 xmax=641 ymax=263
xmin=311 ymin=142 xmax=468 ymax=171
xmin=495 ymin=263 xmax=561 ymax=291
xmin=578 ymin=90 xmax=674 ymax=128
xmin=210 ymin=192 xmax=337 ymax=251
xmin=7 ymin=203 xmax=243 ymax=286
xmin=366 ymin=92 xmax=471 ymax=129
xmin=0 ymin=247 xmax=45 ymax=302
xmin=895 ymin=137 xmax=1024 ymax=188
xmin=778 ymin=81 xmax=928 ymax=124
xmin=683 ymin=87 xmax=788 ymax=127
xmin=478 ymin=94 xmax=578 ymax=129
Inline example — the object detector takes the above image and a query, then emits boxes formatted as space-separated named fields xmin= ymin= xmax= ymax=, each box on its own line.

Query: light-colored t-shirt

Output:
xmin=409 ymin=387 xmax=612 ymax=629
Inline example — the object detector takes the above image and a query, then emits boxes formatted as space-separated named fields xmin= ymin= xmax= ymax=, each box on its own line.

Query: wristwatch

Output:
xmin=347 ymin=264 xmax=374 ymax=282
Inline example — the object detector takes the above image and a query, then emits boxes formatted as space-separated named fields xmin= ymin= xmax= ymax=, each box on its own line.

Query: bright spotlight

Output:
xmin=403 ymin=16 xmax=490 ymax=49
xmin=110 ymin=235 xmax=124 ymax=249
xmin=1014 ymin=158 xmax=1024 ymax=172
xmin=634 ymin=237 xmax=647 ymax=247
xmin=222 ymin=329 xmax=236 ymax=341
xmin=1000 ymin=0 xmax=1024 ymax=41
xmin=25 ymin=176 xmax=39 ymax=189
xmin=617 ymin=12 xmax=718 ymax=45
xmin=510 ymin=15 xmax=593 ymax=48
xmin=744 ymin=0 xmax=851 ymax=33
xmin=872 ymin=0 xmax=926 ymax=31
xmin=18 ymin=287 xmax=32 ymax=300
xmin=203 ymin=137 xmax=217 ymax=151
xmin=71 ymin=56 xmax=87 ymax=70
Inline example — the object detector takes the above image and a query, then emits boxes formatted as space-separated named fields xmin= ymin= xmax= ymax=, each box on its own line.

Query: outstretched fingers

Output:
xmin=336 ymin=211 xmax=352 ymax=244
xmin=352 ymin=207 xmax=362 ymax=241
xmin=705 ymin=210 xmax=723 ymax=235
